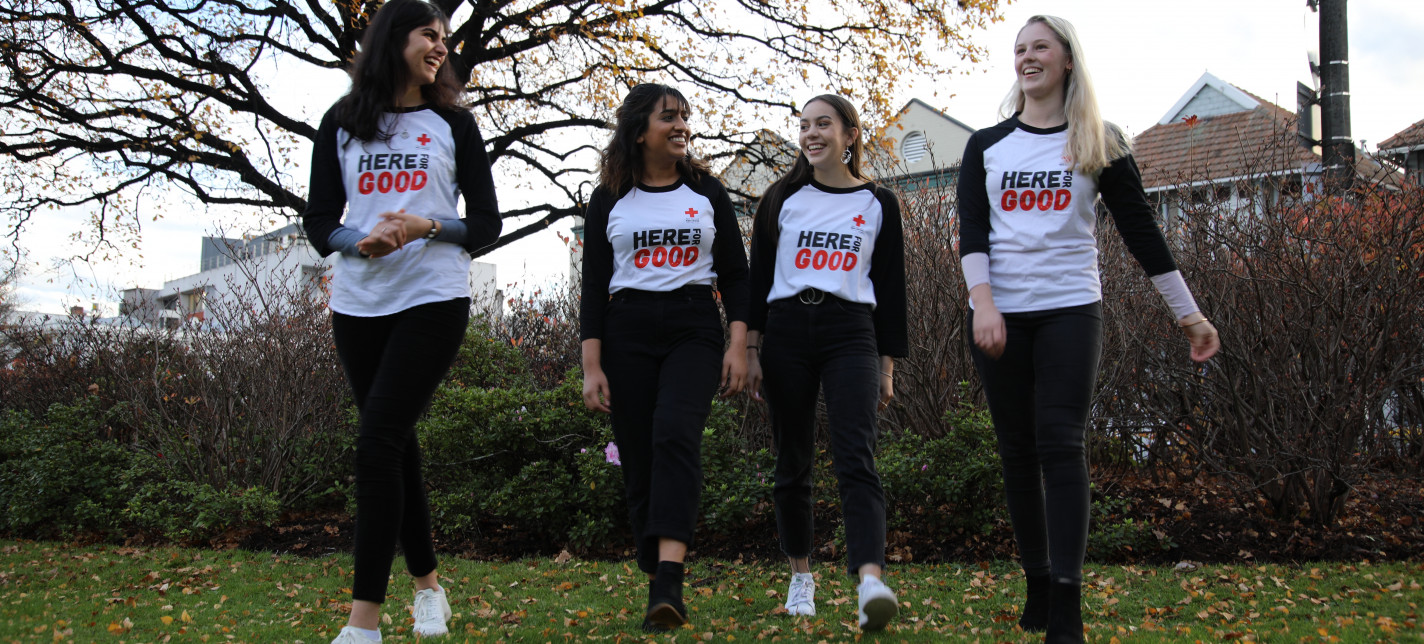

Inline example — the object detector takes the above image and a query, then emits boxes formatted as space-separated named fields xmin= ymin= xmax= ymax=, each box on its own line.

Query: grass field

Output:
xmin=0 ymin=540 xmax=1418 ymax=642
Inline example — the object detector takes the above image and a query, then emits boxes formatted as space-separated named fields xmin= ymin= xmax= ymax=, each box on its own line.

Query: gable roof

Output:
xmin=1379 ymin=117 xmax=1424 ymax=153
xmin=1133 ymin=76 xmax=1318 ymax=190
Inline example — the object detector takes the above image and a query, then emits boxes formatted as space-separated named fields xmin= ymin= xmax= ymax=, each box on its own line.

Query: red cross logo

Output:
xmin=417 ymin=133 xmax=430 ymax=146
xmin=685 ymin=208 xmax=699 ymax=218
xmin=853 ymin=215 xmax=865 ymax=227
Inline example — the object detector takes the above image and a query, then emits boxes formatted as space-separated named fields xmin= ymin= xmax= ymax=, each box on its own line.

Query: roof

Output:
xmin=1379 ymin=117 xmax=1424 ymax=153
xmin=1133 ymin=81 xmax=1319 ymax=190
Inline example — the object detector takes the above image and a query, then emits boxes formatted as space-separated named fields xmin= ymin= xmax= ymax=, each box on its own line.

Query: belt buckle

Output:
xmin=798 ymin=288 xmax=825 ymax=305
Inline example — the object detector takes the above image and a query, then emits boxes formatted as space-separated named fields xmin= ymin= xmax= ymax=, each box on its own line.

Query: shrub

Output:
xmin=879 ymin=398 xmax=1004 ymax=535
xmin=0 ymin=398 xmax=132 ymax=538
xmin=122 ymin=454 xmax=281 ymax=543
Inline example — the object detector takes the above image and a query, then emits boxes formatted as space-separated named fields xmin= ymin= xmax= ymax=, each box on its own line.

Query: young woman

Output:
xmin=744 ymin=95 xmax=907 ymax=632
xmin=579 ymin=83 xmax=750 ymax=632
xmin=301 ymin=1 xmax=502 ymax=641
xmin=957 ymin=15 xmax=1220 ymax=644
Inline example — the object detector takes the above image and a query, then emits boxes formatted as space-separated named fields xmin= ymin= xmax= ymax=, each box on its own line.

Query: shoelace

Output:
xmin=414 ymin=592 xmax=441 ymax=623
xmin=788 ymin=576 xmax=813 ymax=606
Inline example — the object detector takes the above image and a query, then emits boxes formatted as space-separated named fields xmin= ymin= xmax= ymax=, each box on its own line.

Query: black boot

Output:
xmin=642 ymin=561 xmax=688 ymax=632
xmin=1019 ymin=573 xmax=1050 ymax=632
xmin=1045 ymin=580 xmax=1084 ymax=644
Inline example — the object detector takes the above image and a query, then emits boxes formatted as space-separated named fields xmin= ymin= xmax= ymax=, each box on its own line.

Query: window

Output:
xmin=901 ymin=131 xmax=928 ymax=163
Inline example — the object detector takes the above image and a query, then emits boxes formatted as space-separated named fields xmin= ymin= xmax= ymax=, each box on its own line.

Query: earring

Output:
xmin=841 ymin=147 xmax=852 ymax=165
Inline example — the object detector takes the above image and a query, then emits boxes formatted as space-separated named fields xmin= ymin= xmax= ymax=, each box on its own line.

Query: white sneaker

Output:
xmin=856 ymin=576 xmax=898 ymax=631
xmin=330 ymin=626 xmax=379 ymax=643
xmin=784 ymin=572 xmax=815 ymax=616
xmin=412 ymin=587 xmax=452 ymax=636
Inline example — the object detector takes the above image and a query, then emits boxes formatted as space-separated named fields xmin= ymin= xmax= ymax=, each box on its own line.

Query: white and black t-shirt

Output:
xmin=303 ymin=105 xmax=502 ymax=317
xmin=579 ymin=174 xmax=749 ymax=340
xmin=747 ymin=179 xmax=908 ymax=358
xmin=957 ymin=116 xmax=1177 ymax=313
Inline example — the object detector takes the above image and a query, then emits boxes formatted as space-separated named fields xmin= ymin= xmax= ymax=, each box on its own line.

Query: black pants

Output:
xmin=331 ymin=297 xmax=469 ymax=602
xmin=968 ymin=301 xmax=1102 ymax=585
xmin=762 ymin=296 xmax=885 ymax=577
xmin=602 ymin=286 xmax=724 ymax=574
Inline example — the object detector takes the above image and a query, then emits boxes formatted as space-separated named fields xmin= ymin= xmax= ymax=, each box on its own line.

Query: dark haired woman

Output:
xmin=745 ymin=95 xmax=907 ymax=631
xmin=958 ymin=15 xmax=1219 ymax=644
xmin=579 ymin=83 xmax=750 ymax=632
xmin=301 ymin=0 xmax=501 ymax=641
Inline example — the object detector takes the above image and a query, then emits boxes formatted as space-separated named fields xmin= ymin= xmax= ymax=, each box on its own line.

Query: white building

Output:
xmin=123 ymin=223 xmax=499 ymax=327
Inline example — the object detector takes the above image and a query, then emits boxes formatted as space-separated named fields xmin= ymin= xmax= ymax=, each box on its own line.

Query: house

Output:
xmin=123 ymin=223 xmax=499 ymax=327
xmin=1131 ymin=72 xmax=1323 ymax=228
xmin=1378 ymin=118 xmax=1424 ymax=185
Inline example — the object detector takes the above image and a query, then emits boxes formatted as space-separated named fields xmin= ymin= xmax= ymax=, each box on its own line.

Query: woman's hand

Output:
xmin=972 ymin=303 xmax=1006 ymax=359
xmin=582 ymin=366 xmax=612 ymax=413
xmin=356 ymin=219 xmax=406 ymax=258
xmin=969 ymin=283 xmax=1006 ymax=359
xmin=379 ymin=209 xmax=438 ymax=241
xmin=581 ymin=339 xmax=611 ymax=412
xmin=1178 ymin=314 xmax=1220 ymax=362
xmin=878 ymin=356 xmax=894 ymax=411
xmin=720 ymin=345 xmax=747 ymax=398
xmin=744 ymin=329 xmax=764 ymax=402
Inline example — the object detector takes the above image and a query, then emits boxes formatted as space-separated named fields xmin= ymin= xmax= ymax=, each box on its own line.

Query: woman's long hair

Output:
xmin=334 ymin=0 xmax=465 ymax=142
xmin=997 ymin=15 xmax=1128 ymax=174
xmin=598 ymin=83 xmax=710 ymax=194
xmin=753 ymin=94 xmax=869 ymax=243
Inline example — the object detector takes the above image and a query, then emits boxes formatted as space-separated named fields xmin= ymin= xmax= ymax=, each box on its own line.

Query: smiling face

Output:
xmin=1014 ymin=20 xmax=1072 ymax=105
xmin=637 ymin=94 xmax=691 ymax=168
xmin=402 ymin=19 xmax=448 ymax=95
xmin=798 ymin=98 xmax=858 ymax=172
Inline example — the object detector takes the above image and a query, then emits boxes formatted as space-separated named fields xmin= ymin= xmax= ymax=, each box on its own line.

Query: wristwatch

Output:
xmin=423 ymin=219 xmax=440 ymax=240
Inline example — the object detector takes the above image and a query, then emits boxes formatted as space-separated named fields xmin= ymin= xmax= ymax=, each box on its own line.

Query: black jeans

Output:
xmin=761 ymin=296 xmax=885 ymax=577
xmin=968 ymin=301 xmax=1102 ymax=585
xmin=331 ymin=297 xmax=469 ymax=602
xmin=601 ymin=286 xmax=724 ymax=574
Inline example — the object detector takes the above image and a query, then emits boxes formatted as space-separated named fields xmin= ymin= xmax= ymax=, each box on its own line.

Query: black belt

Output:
xmin=611 ymin=284 xmax=714 ymax=302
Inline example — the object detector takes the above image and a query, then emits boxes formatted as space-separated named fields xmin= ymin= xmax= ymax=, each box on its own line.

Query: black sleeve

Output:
xmin=1098 ymin=153 xmax=1178 ymax=277
xmin=705 ymin=176 xmax=750 ymax=325
xmin=578 ymin=187 xmax=616 ymax=341
xmin=869 ymin=187 xmax=909 ymax=358
xmin=956 ymin=131 xmax=992 ymax=258
xmin=449 ymin=110 xmax=503 ymax=253
xmin=745 ymin=194 xmax=779 ymax=335
xmin=302 ymin=106 xmax=349 ymax=258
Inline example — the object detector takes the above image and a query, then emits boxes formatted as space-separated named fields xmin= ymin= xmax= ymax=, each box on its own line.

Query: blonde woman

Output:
xmin=957 ymin=15 xmax=1219 ymax=643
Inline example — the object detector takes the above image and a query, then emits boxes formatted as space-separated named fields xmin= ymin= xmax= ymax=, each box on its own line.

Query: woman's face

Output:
xmin=1014 ymin=21 xmax=1072 ymax=104
xmin=403 ymin=19 xmax=448 ymax=90
xmin=798 ymin=99 xmax=857 ymax=171
xmin=637 ymin=94 xmax=691 ymax=168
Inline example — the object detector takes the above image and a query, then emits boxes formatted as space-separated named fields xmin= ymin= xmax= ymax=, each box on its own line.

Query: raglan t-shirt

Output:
xmin=578 ymin=174 xmax=749 ymax=340
xmin=747 ymin=179 xmax=908 ymax=358
xmin=302 ymin=104 xmax=501 ymax=317
xmin=957 ymin=116 xmax=1178 ymax=314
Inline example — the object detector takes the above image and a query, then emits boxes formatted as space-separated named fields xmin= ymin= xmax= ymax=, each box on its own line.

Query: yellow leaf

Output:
xmin=161 ymin=615 xmax=174 ymax=625
xmin=180 ymin=609 xmax=193 ymax=623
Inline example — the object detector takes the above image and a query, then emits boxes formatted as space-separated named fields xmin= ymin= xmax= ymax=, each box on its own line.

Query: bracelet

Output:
xmin=880 ymin=371 xmax=893 ymax=378
xmin=1179 ymin=316 xmax=1210 ymax=328
xmin=423 ymin=218 xmax=440 ymax=240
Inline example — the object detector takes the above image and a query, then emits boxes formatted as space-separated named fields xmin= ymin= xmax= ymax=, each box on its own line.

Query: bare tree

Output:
xmin=0 ymin=0 xmax=1001 ymax=259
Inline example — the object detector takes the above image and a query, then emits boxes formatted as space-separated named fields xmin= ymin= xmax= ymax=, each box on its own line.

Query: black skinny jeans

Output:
xmin=601 ymin=286 xmax=724 ymax=574
xmin=968 ymin=301 xmax=1102 ymax=585
xmin=761 ymin=296 xmax=886 ymax=577
xmin=332 ymin=297 xmax=469 ymax=603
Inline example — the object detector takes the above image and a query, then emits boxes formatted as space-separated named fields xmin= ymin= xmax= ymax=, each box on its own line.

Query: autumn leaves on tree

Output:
xmin=0 ymin=0 xmax=1003 ymax=257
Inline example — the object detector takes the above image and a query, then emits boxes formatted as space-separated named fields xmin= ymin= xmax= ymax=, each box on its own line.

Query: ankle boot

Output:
xmin=642 ymin=562 xmax=687 ymax=632
xmin=1019 ymin=573 xmax=1050 ymax=632
xmin=1045 ymin=580 xmax=1084 ymax=644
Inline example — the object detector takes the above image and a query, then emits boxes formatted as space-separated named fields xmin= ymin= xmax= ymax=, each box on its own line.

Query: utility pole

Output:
xmin=1313 ymin=0 xmax=1354 ymax=187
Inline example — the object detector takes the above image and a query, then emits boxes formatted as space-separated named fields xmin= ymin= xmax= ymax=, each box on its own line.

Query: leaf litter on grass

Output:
xmin=0 ymin=540 xmax=1419 ymax=642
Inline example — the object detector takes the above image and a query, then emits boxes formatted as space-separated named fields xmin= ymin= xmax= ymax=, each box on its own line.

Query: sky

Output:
xmin=10 ymin=0 xmax=1424 ymax=315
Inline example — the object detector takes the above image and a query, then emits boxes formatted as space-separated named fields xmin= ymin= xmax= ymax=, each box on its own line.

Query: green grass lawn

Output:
xmin=0 ymin=540 xmax=1418 ymax=642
